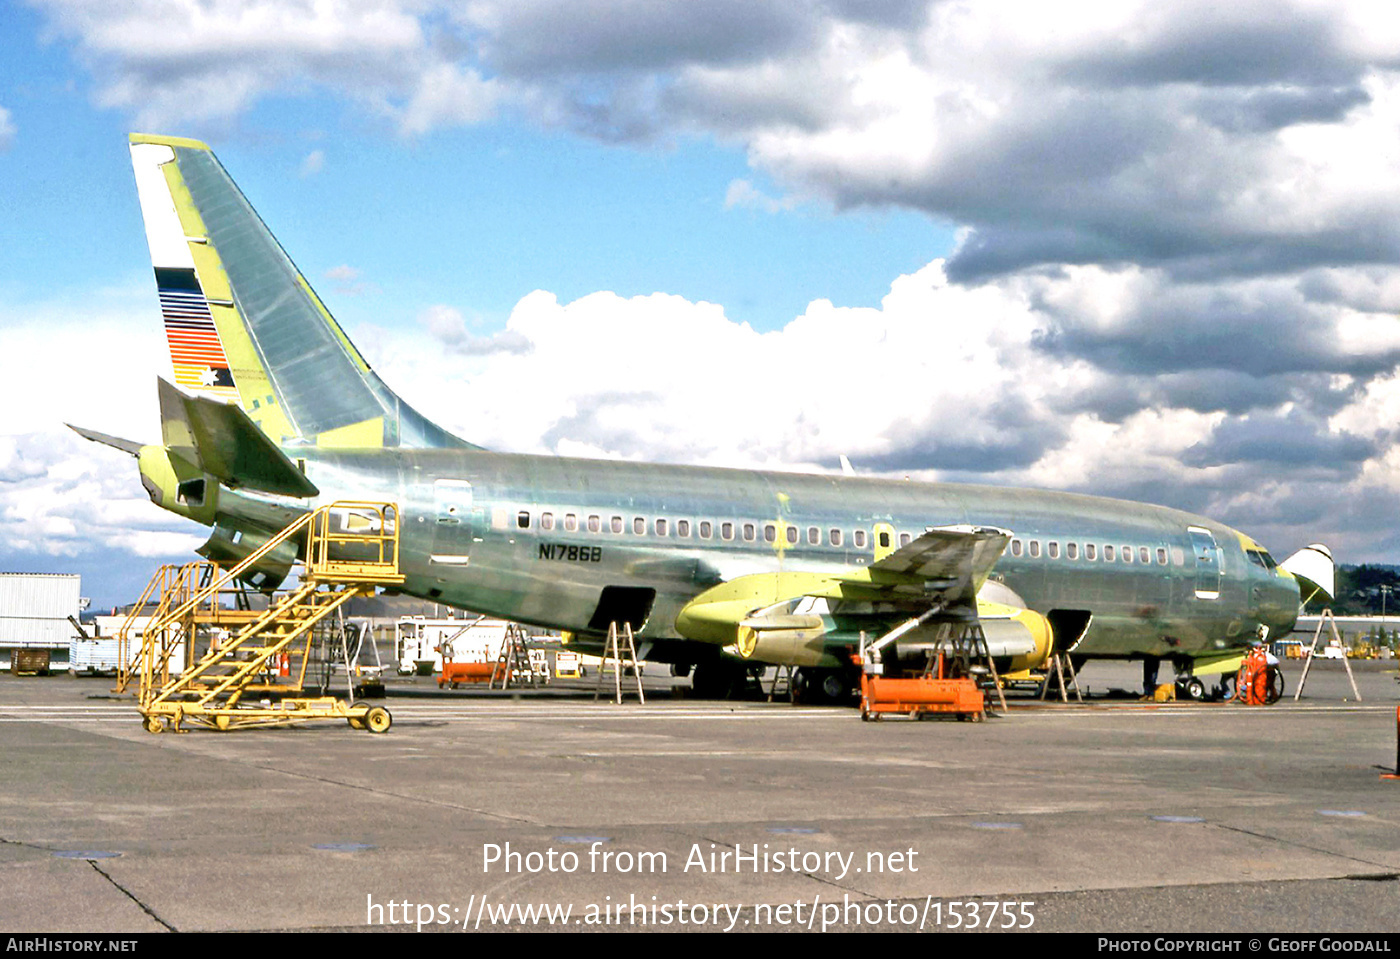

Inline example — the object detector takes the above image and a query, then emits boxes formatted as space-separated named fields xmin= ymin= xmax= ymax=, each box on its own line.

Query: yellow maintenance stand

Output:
xmin=136 ymin=501 xmax=404 ymax=734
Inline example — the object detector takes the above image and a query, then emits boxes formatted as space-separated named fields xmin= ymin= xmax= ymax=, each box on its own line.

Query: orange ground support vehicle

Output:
xmin=438 ymin=660 xmax=501 ymax=688
xmin=857 ymin=649 xmax=985 ymax=722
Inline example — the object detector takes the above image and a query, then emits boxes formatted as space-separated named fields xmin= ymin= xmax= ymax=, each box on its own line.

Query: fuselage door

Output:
xmin=1188 ymin=526 xmax=1221 ymax=600
xmin=430 ymin=479 xmax=473 ymax=565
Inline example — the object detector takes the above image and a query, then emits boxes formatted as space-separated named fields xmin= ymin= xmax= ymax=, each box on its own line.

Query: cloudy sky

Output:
xmin=3 ymin=0 xmax=1400 ymax=609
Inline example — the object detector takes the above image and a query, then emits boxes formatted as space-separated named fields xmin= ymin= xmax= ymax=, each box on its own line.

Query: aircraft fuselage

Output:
xmin=274 ymin=446 xmax=1300 ymax=665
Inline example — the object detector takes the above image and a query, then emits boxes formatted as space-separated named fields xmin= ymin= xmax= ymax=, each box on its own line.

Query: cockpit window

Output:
xmin=1246 ymin=548 xmax=1278 ymax=570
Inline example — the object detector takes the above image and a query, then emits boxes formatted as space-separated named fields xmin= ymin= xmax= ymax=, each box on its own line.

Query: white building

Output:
xmin=0 ymin=573 xmax=84 ymax=671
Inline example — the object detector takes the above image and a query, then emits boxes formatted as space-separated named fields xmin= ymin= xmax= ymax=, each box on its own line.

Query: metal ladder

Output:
xmin=490 ymin=623 xmax=539 ymax=689
xmin=594 ymin=621 xmax=645 ymax=704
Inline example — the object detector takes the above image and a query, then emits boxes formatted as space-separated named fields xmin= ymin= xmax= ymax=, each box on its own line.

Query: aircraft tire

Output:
xmin=1184 ymin=677 xmax=1205 ymax=701
xmin=796 ymin=667 xmax=853 ymax=705
xmin=691 ymin=661 xmax=742 ymax=699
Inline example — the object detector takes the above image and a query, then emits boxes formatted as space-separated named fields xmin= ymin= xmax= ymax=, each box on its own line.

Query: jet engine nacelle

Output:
xmin=731 ymin=599 xmax=1054 ymax=672
xmin=735 ymin=615 xmax=842 ymax=668
xmin=895 ymin=602 xmax=1054 ymax=674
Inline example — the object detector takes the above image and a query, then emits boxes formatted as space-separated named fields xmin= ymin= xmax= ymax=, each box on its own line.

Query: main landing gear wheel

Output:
xmin=1183 ymin=677 xmax=1205 ymax=701
xmin=364 ymin=706 xmax=392 ymax=733
xmin=796 ymin=667 xmax=854 ymax=705
xmin=691 ymin=661 xmax=745 ymax=700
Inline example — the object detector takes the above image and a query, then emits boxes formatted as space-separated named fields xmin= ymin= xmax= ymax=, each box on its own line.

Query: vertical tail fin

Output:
xmin=129 ymin=133 xmax=475 ymax=450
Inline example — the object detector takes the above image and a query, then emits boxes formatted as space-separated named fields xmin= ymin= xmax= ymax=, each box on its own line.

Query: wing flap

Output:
xmin=838 ymin=524 xmax=1012 ymax=608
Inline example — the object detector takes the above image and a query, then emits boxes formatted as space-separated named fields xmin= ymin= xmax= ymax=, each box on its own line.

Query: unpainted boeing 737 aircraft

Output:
xmin=73 ymin=134 xmax=1330 ymax=702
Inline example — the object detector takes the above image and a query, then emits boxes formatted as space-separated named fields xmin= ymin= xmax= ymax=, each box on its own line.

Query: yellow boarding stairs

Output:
xmin=113 ymin=560 xmax=277 ymax=695
xmin=136 ymin=501 xmax=404 ymax=734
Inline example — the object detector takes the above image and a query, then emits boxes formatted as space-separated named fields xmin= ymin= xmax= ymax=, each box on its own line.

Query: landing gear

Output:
xmin=1177 ymin=676 xmax=1206 ymax=701
xmin=1142 ymin=656 xmax=1161 ymax=697
xmin=794 ymin=667 xmax=856 ymax=705
xmin=690 ymin=660 xmax=747 ymax=699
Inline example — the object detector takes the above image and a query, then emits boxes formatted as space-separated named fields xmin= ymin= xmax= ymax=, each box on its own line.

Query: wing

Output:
xmin=675 ymin=524 xmax=1012 ymax=652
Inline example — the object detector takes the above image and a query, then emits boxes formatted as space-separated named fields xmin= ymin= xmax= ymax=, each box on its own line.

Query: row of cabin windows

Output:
xmin=1010 ymin=538 xmax=1176 ymax=566
xmin=512 ymin=510 xmax=1176 ymax=565
xmin=514 ymin=509 xmax=913 ymax=550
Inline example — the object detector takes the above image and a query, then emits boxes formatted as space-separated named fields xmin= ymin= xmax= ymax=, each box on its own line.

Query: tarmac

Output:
xmin=2 ymin=658 xmax=1399 ymax=934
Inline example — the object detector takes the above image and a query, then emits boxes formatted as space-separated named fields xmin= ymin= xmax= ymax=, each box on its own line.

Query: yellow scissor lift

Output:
xmin=136 ymin=501 xmax=404 ymax=735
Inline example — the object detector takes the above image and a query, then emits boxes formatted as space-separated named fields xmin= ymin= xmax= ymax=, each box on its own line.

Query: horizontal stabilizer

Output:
xmin=157 ymin=378 xmax=318 ymax=498
xmin=1281 ymin=543 xmax=1334 ymax=604
xmin=67 ymin=424 xmax=144 ymax=456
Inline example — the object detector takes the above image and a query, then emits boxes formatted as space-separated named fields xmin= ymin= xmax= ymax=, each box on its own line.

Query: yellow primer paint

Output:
xmin=979 ymin=601 xmax=1054 ymax=672
xmin=137 ymin=445 xmax=215 ymax=525
xmin=161 ymin=162 xmax=209 ymax=238
xmin=162 ymin=156 xmax=297 ymax=442
xmin=1190 ymin=651 xmax=1246 ymax=678
xmin=316 ymin=417 xmax=385 ymax=449
xmin=872 ymin=522 xmax=897 ymax=562
xmin=130 ymin=132 xmax=211 ymax=151
xmin=676 ymin=571 xmax=841 ymax=645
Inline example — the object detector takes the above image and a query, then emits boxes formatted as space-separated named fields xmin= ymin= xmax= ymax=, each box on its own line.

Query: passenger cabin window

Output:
xmin=541 ymin=512 xmax=554 ymax=531
xmin=676 ymin=520 xmax=689 ymax=537
xmin=564 ymin=513 xmax=578 ymax=532
xmin=1104 ymin=545 xmax=1115 ymax=562
xmin=721 ymin=522 xmax=734 ymax=541
xmin=764 ymin=524 xmax=777 ymax=543
xmin=517 ymin=511 xmax=531 ymax=529
xmin=808 ymin=527 xmax=820 ymax=545
xmin=611 ymin=516 xmax=623 ymax=534
xmin=1086 ymin=544 xmax=1097 ymax=560
xmin=830 ymin=529 xmax=843 ymax=547
xmin=1048 ymin=541 xmax=1060 ymax=559
xmin=1139 ymin=547 xmax=1150 ymax=564
xmin=1011 ymin=539 xmax=1023 ymax=557
xmin=854 ymin=529 xmax=867 ymax=549
xmin=1157 ymin=547 xmax=1168 ymax=565
xmin=899 ymin=532 xmax=912 ymax=547
xmin=1067 ymin=542 xmax=1078 ymax=560
xmin=1029 ymin=540 xmax=1041 ymax=558
xmin=633 ymin=517 xmax=645 ymax=534
xmin=700 ymin=521 xmax=713 ymax=539
xmin=743 ymin=523 xmax=756 ymax=542
xmin=1172 ymin=547 xmax=1185 ymax=566
xmin=588 ymin=515 xmax=600 ymax=533
xmin=786 ymin=525 xmax=798 ymax=545
xmin=656 ymin=518 xmax=668 ymax=536
xmin=878 ymin=531 xmax=891 ymax=549
xmin=1123 ymin=545 xmax=1133 ymax=563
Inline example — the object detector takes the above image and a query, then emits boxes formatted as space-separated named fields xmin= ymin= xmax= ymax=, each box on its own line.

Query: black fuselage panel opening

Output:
xmin=588 ymin=586 xmax=657 ymax=633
